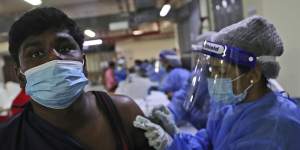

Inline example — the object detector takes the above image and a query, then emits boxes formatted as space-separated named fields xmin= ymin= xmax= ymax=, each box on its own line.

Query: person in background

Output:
xmin=114 ymin=57 xmax=127 ymax=83
xmin=115 ymin=60 xmax=156 ymax=100
xmin=158 ymin=49 xmax=190 ymax=100
xmin=133 ymin=16 xmax=300 ymax=150
xmin=103 ymin=61 xmax=118 ymax=92
xmin=0 ymin=89 xmax=30 ymax=122
xmin=146 ymin=59 xmax=167 ymax=84
xmin=151 ymin=50 xmax=191 ymax=125
xmin=0 ymin=7 xmax=153 ymax=150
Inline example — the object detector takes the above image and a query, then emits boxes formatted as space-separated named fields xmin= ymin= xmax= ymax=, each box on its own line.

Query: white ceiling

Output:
xmin=0 ymin=0 xmax=184 ymax=54
xmin=0 ymin=0 xmax=187 ymax=19
xmin=0 ymin=0 xmax=121 ymax=18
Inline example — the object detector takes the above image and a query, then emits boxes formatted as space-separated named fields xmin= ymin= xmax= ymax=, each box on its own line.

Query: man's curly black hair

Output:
xmin=8 ymin=7 xmax=84 ymax=66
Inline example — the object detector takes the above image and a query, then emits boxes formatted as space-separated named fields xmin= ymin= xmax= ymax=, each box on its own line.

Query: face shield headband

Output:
xmin=192 ymin=41 xmax=257 ymax=68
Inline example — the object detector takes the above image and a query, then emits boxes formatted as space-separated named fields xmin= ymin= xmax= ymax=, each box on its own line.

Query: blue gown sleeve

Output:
xmin=167 ymin=93 xmax=300 ymax=150
xmin=168 ymin=89 xmax=189 ymax=125
xmin=227 ymin=116 xmax=300 ymax=150
xmin=167 ymin=129 xmax=210 ymax=150
xmin=160 ymin=69 xmax=190 ymax=93
xmin=159 ymin=72 xmax=177 ymax=92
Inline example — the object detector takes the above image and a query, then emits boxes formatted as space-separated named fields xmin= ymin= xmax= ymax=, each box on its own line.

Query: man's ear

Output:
xmin=14 ymin=65 xmax=26 ymax=89
xmin=83 ymin=54 xmax=88 ymax=78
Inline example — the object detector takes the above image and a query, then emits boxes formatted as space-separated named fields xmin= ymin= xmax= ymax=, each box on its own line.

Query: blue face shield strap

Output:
xmin=193 ymin=41 xmax=257 ymax=68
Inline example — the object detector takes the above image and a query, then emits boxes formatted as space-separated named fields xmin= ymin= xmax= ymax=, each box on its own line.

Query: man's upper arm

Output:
xmin=111 ymin=94 xmax=154 ymax=150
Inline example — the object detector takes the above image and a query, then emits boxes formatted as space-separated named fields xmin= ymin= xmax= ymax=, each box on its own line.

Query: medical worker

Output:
xmin=133 ymin=16 xmax=300 ymax=150
xmin=156 ymin=50 xmax=192 ymax=126
xmin=115 ymin=61 xmax=156 ymax=100
xmin=148 ymin=59 xmax=167 ymax=82
xmin=158 ymin=49 xmax=190 ymax=99
xmin=114 ymin=57 xmax=127 ymax=82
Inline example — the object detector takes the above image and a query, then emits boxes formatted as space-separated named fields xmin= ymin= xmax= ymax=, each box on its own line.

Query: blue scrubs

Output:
xmin=146 ymin=65 xmax=166 ymax=82
xmin=159 ymin=68 xmax=190 ymax=93
xmin=167 ymin=92 xmax=300 ymax=150
xmin=114 ymin=68 xmax=127 ymax=82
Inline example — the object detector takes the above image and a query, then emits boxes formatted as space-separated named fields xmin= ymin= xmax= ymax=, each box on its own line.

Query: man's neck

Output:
xmin=31 ymin=92 xmax=99 ymax=131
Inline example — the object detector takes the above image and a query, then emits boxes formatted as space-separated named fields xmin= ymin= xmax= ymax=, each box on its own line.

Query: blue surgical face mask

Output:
xmin=207 ymin=74 xmax=253 ymax=105
xmin=23 ymin=60 xmax=88 ymax=109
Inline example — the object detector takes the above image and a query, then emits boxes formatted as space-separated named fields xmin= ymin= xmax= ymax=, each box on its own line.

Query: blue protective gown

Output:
xmin=159 ymin=68 xmax=190 ymax=93
xmin=146 ymin=65 xmax=167 ymax=82
xmin=114 ymin=68 xmax=127 ymax=82
xmin=167 ymin=92 xmax=300 ymax=150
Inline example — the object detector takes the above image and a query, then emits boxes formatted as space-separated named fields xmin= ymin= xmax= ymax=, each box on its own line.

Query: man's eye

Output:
xmin=57 ymin=46 xmax=75 ymax=53
xmin=31 ymin=51 xmax=45 ymax=58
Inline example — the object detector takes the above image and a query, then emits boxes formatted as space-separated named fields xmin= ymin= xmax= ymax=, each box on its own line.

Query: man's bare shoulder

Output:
xmin=109 ymin=94 xmax=154 ymax=150
xmin=110 ymin=94 xmax=143 ymax=119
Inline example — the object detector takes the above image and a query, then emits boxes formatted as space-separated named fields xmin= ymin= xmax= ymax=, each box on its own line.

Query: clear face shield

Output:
xmin=184 ymin=41 xmax=257 ymax=111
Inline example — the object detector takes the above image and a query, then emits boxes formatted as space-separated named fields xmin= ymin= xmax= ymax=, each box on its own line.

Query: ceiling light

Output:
xmin=160 ymin=4 xmax=171 ymax=17
xmin=132 ymin=30 xmax=143 ymax=35
xmin=222 ymin=0 xmax=228 ymax=8
xmin=84 ymin=29 xmax=96 ymax=38
xmin=24 ymin=0 xmax=42 ymax=6
xmin=83 ymin=39 xmax=103 ymax=46
xmin=216 ymin=5 xmax=221 ymax=10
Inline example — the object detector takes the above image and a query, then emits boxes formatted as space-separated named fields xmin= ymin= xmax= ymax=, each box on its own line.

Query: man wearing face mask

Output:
xmin=133 ymin=16 xmax=300 ymax=150
xmin=0 ymin=7 xmax=153 ymax=150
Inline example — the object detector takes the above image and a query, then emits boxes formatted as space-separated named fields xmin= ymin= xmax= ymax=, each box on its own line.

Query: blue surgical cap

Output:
xmin=159 ymin=49 xmax=181 ymax=67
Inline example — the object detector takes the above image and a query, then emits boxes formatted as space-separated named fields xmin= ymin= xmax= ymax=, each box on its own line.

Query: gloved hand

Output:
xmin=133 ymin=115 xmax=173 ymax=150
xmin=150 ymin=105 xmax=179 ymax=136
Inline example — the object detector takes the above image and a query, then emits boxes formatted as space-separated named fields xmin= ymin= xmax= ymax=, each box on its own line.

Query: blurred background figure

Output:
xmin=0 ymin=82 xmax=29 ymax=122
xmin=115 ymin=59 xmax=156 ymax=100
xmin=103 ymin=61 xmax=118 ymax=92
xmin=0 ymin=89 xmax=30 ymax=122
xmin=146 ymin=59 xmax=167 ymax=83
xmin=114 ymin=57 xmax=127 ymax=83
xmin=158 ymin=49 xmax=190 ymax=100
